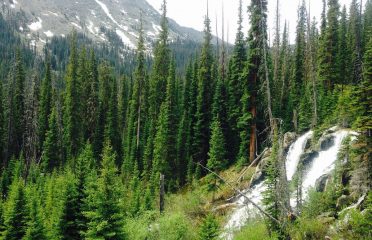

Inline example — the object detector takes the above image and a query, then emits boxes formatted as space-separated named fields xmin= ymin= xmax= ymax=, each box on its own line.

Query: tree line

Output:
xmin=0 ymin=0 xmax=370 ymax=239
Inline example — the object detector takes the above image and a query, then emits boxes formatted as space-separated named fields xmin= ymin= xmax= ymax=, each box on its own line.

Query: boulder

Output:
xmin=318 ymin=134 xmax=335 ymax=151
xmin=300 ymin=150 xmax=319 ymax=169
xmin=315 ymin=174 xmax=330 ymax=192
xmin=283 ymin=132 xmax=297 ymax=150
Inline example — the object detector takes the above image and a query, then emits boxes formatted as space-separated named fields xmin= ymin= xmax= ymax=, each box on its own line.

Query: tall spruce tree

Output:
xmin=153 ymin=58 xmax=177 ymax=188
xmin=124 ymin=17 xmax=147 ymax=178
xmin=84 ymin=141 xmax=124 ymax=240
xmin=291 ymin=1 xmax=307 ymax=132
xmin=63 ymin=31 xmax=82 ymax=159
xmin=348 ymin=0 xmax=363 ymax=84
xmin=38 ymin=57 xmax=52 ymax=152
xmin=86 ymin=50 xmax=99 ymax=141
xmin=1 ymin=180 xmax=28 ymax=240
xmin=145 ymin=0 xmax=171 ymax=170
xmin=41 ymin=106 xmax=61 ymax=171
xmin=193 ymin=11 xmax=214 ymax=170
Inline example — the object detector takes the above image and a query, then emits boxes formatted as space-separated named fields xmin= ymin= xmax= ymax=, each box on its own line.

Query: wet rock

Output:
xmin=315 ymin=174 xmax=330 ymax=192
xmin=336 ymin=195 xmax=352 ymax=209
xmin=283 ymin=132 xmax=297 ymax=150
xmin=300 ymin=150 xmax=319 ymax=169
xmin=319 ymin=134 xmax=335 ymax=151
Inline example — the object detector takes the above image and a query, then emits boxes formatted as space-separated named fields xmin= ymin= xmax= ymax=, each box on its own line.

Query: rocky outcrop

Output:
xmin=249 ymin=149 xmax=271 ymax=186
xmin=283 ymin=132 xmax=297 ymax=151
xmin=315 ymin=174 xmax=330 ymax=192
xmin=318 ymin=134 xmax=335 ymax=151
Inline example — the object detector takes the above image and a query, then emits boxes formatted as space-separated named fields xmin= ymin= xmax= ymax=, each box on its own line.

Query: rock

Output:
xmin=336 ymin=195 xmax=352 ymax=209
xmin=319 ymin=134 xmax=335 ymax=151
xmin=249 ymin=151 xmax=271 ymax=186
xmin=315 ymin=174 xmax=330 ymax=192
xmin=283 ymin=132 xmax=297 ymax=150
xmin=300 ymin=150 xmax=319 ymax=169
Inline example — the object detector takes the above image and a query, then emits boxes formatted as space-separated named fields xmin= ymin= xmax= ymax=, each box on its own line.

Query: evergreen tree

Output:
xmin=198 ymin=214 xmax=219 ymax=240
xmin=153 ymin=58 xmax=177 ymax=188
xmin=206 ymin=118 xmax=227 ymax=193
xmin=23 ymin=186 xmax=46 ymax=240
xmin=7 ymin=49 xmax=26 ymax=160
xmin=77 ymin=47 xmax=89 ymax=140
xmin=193 ymin=12 xmax=214 ymax=170
xmin=86 ymin=50 xmax=99 ymax=141
xmin=84 ymin=142 xmax=124 ymax=240
xmin=319 ymin=0 xmax=340 ymax=90
xmin=241 ymin=0 xmax=268 ymax=163
xmin=145 ymin=0 xmax=171 ymax=171
xmin=290 ymin=1 xmax=307 ymax=132
xmin=348 ymin=0 xmax=363 ymax=84
xmin=0 ymin=78 xmax=4 ymax=165
xmin=38 ymin=57 xmax=52 ymax=152
xmin=339 ymin=6 xmax=349 ymax=87
xmin=124 ymin=18 xmax=147 ymax=178
xmin=1 ymin=180 xmax=28 ymax=240
xmin=63 ymin=31 xmax=82 ymax=159
xmin=41 ymin=106 xmax=61 ymax=171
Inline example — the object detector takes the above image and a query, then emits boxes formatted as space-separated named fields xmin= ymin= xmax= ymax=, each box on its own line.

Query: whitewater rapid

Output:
xmin=223 ymin=128 xmax=353 ymax=240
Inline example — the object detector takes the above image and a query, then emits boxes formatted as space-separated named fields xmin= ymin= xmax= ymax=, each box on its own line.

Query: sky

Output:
xmin=146 ymin=0 xmax=357 ymax=44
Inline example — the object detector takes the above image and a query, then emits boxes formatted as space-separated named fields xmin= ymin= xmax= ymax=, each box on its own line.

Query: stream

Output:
xmin=222 ymin=128 xmax=355 ymax=240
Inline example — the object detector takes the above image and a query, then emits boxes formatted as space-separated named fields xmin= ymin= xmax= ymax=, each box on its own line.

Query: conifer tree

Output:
xmin=198 ymin=214 xmax=219 ymax=240
xmin=0 ymin=78 xmax=4 ymax=165
xmin=227 ymin=0 xmax=246 ymax=163
xmin=23 ymin=186 xmax=46 ymax=240
xmin=38 ymin=56 xmax=52 ymax=152
xmin=348 ymin=0 xmax=363 ymax=84
xmin=193 ymin=11 xmax=214 ymax=170
xmin=291 ymin=1 xmax=307 ymax=132
xmin=206 ymin=119 xmax=227 ymax=193
xmin=85 ymin=142 xmax=124 ymax=240
xmin=41 ymin=106 xmax=61 ymax=171
xmin=1 ymin=180 xmax=28 ymax=240
xmin=6 ymin=49 xmax=26 ymax=160
xmin=124 ymin=17 xmax=146 ymax=178
xmin=242 ymin=0 xmax=268 ymax=163
xmin=74 ymin=142 xmax=95 ymax=237
xmin=145 ymin=0 xmax=171 ymax=170
xmin=153 ymin=58 xmax=177 ymax=188
xmin=319 ymin=0 xmax=340 ymax=90
xmin=77 ymin=47 xmax=89 ymax=139
xmin=86 ymin=50 xmax=99 ymax=141
xmin=339 ymin=6 xmax=349 ymax=87
xmin=63 ymin=31 xmax=82 ymax=159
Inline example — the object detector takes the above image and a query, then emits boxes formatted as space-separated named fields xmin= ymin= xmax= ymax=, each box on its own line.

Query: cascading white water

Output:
xmin=223 ymin=131 xmax=312 ymax=239
xmin=222 ymin=128 xmax=353 ymax=240
xmin=286 ymin=131 xmax=313 ymax=181
xmin=301 ymin=130 xmax=350 ymax=197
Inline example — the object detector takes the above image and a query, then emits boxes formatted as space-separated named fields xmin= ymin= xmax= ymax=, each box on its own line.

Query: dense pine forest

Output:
xmin=0 ymin=0 xmax=371 ymax=239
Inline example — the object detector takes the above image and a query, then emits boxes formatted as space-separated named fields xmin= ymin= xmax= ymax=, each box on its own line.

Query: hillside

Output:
xmin=0 ymin=0 xmax=370 ymax=239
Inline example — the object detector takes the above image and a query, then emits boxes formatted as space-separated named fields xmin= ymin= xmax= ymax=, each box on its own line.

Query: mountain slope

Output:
xmin=1 ymin=0 xmax=205 ymax=49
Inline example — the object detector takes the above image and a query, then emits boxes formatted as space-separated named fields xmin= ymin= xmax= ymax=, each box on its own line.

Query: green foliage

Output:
xmin=84 ymin=142 xmax=125 ymax=240
xmin=198 ymin=214 xmax=219 ymax=240
xmin=150 ymin=212 xmax=195 ymax=240
xmin=289 ymin=217 xmax=328 ymax=240
xmin=234 ymin=220 xmax=276 ymax=240
xmin=1 ymin=180 xmax=28 ymax=240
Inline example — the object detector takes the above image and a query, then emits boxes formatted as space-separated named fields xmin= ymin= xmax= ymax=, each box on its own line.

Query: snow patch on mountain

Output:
xmin=44 ymin=30 xmax=54 ymax=37
xmin=28 ymin=17 xmax=42 ymax=31
xmin=116 ymin=29 xmax=135 ymax=48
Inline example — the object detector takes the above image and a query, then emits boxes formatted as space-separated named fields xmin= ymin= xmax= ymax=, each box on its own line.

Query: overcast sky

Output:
xmin=146 ymin=0 xmax=359 ymax=44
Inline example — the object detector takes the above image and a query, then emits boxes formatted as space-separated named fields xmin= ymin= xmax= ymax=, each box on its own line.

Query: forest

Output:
xmin=0 ymin=0 xmax=370 ymax=239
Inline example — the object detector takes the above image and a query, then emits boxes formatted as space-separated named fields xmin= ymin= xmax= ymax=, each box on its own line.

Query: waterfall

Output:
xmin=301 ymin=130 xmax=350 ymax=197
xmin=286 ymin=131 xmax=313 ymax=181
xmin=222 ymin=128 xmax=354 ymax=240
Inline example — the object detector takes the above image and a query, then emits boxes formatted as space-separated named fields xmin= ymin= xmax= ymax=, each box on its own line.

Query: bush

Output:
xmin=149 ymin=212 xmax=196 ymax=240
xmin=289 ymin=218 xmax=328 ymax=240
xmin=234 ymin=221 xmax=276 ymax=240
